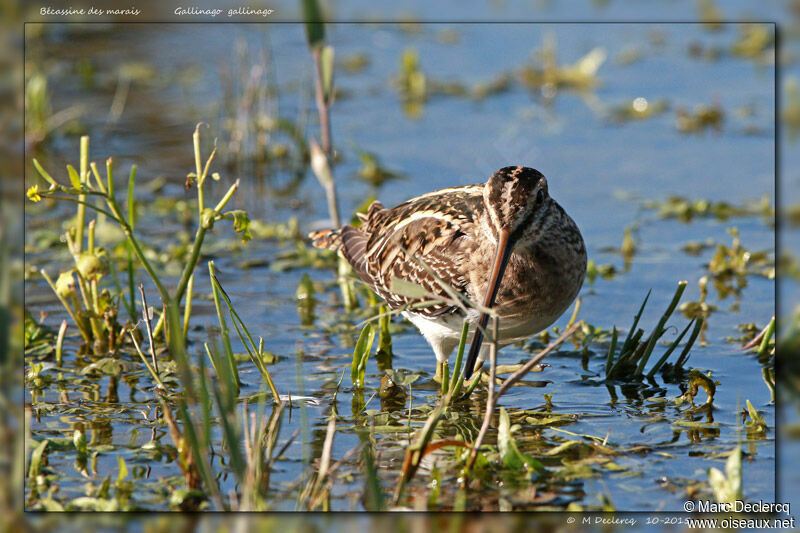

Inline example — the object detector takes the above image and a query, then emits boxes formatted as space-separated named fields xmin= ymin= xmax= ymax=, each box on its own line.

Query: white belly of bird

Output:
xmin=403 ymin=308 xmax=561 ymax=364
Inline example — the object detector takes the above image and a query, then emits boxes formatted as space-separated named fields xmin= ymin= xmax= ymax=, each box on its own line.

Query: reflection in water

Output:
xmin=676 ymin=402 xmax=720 ymax=444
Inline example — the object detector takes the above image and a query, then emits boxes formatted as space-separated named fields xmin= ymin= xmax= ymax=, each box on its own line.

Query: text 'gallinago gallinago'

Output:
xmin=310 ymin=166 xmax=586 ymax=380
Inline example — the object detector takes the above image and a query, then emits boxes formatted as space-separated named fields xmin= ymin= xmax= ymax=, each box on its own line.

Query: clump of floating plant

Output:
xmin=594 ymin=224 xmax=637 ymax=274
xmin=730 ymin=23 xmax=774 ymax=62
xmin=28 ymin=125 xmax=250 ymax=357
xmin=392 ymin=47 xmax=471 ymax=117
xmin=356 ymin=151 xmax=404 ymax=187
xmin=585 ymin=260 xmax=618 ymax=284
xmin=704 ymin=228 xmax=774 ymax=303
xmin=604 ymin=281 xmax=703 ymax=383
xmin=608 ymin=97 xmax=669 ymax=123
xmin=339 ymin=52 xmax=370 ymax=73
xmin=676 ymin=369 xmax=720 ymax=405
xmin=24 ymin=310 xmax=57 ymax=360
xmin=687 ymin=40 xmax=723 ymax=62
xmin=616 ymin=45 xmax=643 ymax=65
xmin=697 ymin=0 xmax=724 ymax=32
xmin=520 ymin=33 xmax=606 ymax=97
xmin=675 ymin=102 xmax=724 ymax=134
xmin=743 ymin=399 xmax=768 ymax=438
xmin=641 ymin=195 xmax=773 ymax=223
xmin=395 ymin=48 xmax=428 ymax=117
xmin=679 ymin=276 xmax=716 ymax=345
xmin=784 ymin=77 xmax=800 ymax=141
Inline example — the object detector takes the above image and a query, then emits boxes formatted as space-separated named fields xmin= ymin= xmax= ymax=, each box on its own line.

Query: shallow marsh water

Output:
xmin=24 ymin=20 xmax=775 ymax=511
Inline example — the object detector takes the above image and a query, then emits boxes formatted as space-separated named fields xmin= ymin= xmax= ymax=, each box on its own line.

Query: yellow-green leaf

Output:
xmin=67 ymin=164 xmax=82 ymax=189
xmin=321 ymin=45 xmax=335 ymax=101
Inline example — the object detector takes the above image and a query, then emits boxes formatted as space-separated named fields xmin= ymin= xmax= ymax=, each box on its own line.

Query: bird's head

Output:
xmin=482 ymin=166 xmax=549 ymax=244
xmin=464 ymin=166 xmax=550 ymax=379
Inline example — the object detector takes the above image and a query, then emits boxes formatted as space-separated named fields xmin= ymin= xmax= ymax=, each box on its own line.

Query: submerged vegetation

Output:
xmin=22 ymin=12 xmax=776 ymax=514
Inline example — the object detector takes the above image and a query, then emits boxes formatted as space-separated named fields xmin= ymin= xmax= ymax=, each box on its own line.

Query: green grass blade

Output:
xmin=351 ymin=323 xmax=375 ymax=388
xmin=675 ymin=318 xmax=704 ymax=369
xmin=646 ymin=318 xmax=695 ymax=378
xmin=635 ymin=281 xmax=687 ymax=377
xmin=449 ymin=319 xmax=470 ymax=398
xmin=209 ymin=271 xmax=280 ymax=403
xmin=620 ymin=289 xmax=651 ymax=354
xmin=208 ymin=262 xmax=239 ymax=394
xmin=604 ymin=326 xmax=618 ymax=376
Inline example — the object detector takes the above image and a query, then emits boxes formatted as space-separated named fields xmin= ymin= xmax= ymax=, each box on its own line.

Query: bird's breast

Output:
xmin=469 ymin=235 xmax=586 ymax=332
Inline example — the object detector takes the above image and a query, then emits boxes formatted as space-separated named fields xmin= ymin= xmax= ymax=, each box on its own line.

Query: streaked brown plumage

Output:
xmin=310 ymin=166 xmax=586 ymax=379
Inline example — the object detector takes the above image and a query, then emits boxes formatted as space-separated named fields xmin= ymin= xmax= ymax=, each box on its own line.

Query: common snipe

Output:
xmin=310 ymin=166 xmax=586 ymax=380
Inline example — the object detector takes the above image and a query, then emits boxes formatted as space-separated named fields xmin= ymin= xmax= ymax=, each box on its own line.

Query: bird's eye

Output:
xmin=536 ymin=188 xmax=545 ymax=204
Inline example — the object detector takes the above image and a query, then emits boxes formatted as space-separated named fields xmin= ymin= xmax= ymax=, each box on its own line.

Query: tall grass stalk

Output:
xmin=302 ymin=0 xmax=359 ymax=312
xmin=55 ymin=321 xmax=67 ymax=367
xmin=126 ymin=165 xmax=137 ymax=321
xmin=75 ymin=136 xmax=89 ymax=253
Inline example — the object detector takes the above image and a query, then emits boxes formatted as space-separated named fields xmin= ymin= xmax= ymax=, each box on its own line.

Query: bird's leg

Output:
xmin=433 ymin=361 xmax=445 ymax=384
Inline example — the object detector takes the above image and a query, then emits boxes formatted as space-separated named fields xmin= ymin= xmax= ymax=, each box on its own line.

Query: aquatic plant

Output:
xmin=642 ymin=195 xmax=773 ymax=223
xmin=303 ymin=0 xmax=358 ymax=312
xmin=675 ymin=102 xmax=724 ymax=134
xmin=604 ymin=281 xmax=703 ymax=381
xmin=520 ymin=33 xmax=606 ymax=96
xmin=28 ymin=126 xmax=249 ymax=355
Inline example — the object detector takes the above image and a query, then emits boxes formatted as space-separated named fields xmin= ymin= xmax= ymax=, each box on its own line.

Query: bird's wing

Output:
xmin=340 ymin=187 xmax=484 ymax=317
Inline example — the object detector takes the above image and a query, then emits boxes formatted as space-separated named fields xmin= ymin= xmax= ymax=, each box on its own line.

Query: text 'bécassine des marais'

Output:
xmin=40 ymin=7 xmax=142 ymax=16
xmin=40 ymin=6 xmax=276 ymax=17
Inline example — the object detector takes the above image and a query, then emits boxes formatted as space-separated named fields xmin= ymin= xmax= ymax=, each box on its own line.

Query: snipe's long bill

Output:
xmin=310 ymin=166 xmax=587 ymax=380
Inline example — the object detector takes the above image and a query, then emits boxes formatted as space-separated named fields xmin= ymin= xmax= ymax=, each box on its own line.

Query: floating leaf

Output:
xmin=745 ymin=399 xmax=768 ymax=436
xmin=498 ymin=408 xmax=543 ymax=472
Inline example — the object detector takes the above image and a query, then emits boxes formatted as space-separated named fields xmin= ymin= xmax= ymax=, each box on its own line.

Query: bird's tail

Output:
xmin=308 ymin=228 xmax=342 ymax=250
xmin=309 ymin=200 xmax=384 ymax=250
